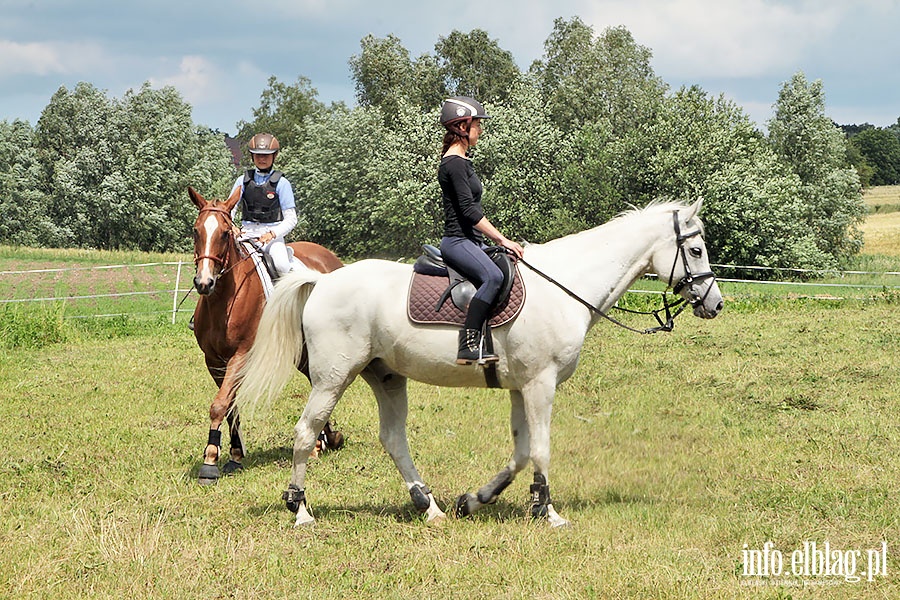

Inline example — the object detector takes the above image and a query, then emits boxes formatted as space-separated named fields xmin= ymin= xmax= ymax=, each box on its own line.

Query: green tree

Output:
xmin=767 ymin=72 xmax=865 ymax=263
xmin=434 ymin=29 xmax=519 ymax=103
xmin=349 ymin=35 xmax=418 ymax=113
xmin=234 ymin=75 xmax=325 ymax=153
xmin=605 ymin=85 xmax=827 ymax=272
xmin=844 ymin=140 xmax=874 ymax=188
xmin=0 ymin=119 xmax=62 ymax=246
xmin=473 ymin=81 xmax=577 ymax=242
xmin=33 ymin=82 xmax=233 ymax=251
xmin=35 ymin=82 xmax=116 ymax=247
xmin=850 ymin=127 xmax=900 ymax=185
xmin=282 ymin=100 xmax=440 ymax=258
xmin=112 ymin=84 xmax=234 ymax=252
xmin=531 ymin=18 xmax=666 ymax=134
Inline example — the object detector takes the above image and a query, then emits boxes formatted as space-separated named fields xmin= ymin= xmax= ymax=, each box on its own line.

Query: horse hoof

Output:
xmin=426 ymin=510 xmax=447 ymax=526
xmin=198 ymin=464 xmax=220 ymax=486
xmin=222 ymin=460 xmax=244 ymax=476
xmin=455 ymin=493 xmax=477 ymax=518
xmin=326 ymin=430 xmax=345 ymax=450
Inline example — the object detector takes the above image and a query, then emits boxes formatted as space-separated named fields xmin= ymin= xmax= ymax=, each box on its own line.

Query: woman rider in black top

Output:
xmin=438 ymin=97 xmax=524 ymax=365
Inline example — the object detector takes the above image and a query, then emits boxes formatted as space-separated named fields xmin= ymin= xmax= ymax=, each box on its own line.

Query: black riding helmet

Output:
xmin=440 ymin=97 xmax=492 ymax=130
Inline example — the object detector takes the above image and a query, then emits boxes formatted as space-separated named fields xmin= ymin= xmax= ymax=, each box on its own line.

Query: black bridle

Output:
xmin=518 ymin=210 xmax=717 ymax=334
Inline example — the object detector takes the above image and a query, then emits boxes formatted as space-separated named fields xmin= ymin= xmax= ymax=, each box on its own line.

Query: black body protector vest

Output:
xmin=240 ymin=170 xmax=284 ymax=223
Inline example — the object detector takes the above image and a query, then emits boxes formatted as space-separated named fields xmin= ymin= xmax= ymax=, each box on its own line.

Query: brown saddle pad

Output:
xmin=407 ymin=266 xmax=526 ymax=327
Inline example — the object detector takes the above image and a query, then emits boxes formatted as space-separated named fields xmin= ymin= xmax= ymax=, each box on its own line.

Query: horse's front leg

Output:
xmin=523 ymin=376 xmax=569 ymax=528
xmin=198 ymin=357 xmax=243 ymax=485
xmin=361 ymin=368 xmax=446 ymax=524
xmin=455 ymin=389 xmax=530 ymax=519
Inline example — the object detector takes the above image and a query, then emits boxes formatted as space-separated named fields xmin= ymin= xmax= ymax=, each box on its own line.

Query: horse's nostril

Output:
xmin=716 ymin=300 xmax=724 ymax=311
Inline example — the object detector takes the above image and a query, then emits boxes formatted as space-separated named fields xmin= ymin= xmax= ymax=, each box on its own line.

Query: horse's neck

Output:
xmin=528 ymin=216 xmax=662 ymax=313
xmin=211 ymin=242 xmax=260 ymax=307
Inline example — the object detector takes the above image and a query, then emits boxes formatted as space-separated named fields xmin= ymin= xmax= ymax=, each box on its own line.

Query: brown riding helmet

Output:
xmin=248 ymin=133 xmax=280 ymax=155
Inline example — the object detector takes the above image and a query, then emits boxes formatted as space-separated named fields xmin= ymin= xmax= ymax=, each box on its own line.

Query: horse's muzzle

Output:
xmin=692 ymin=300 xmax=723 ymax=319
xmin=194 ymin=275 xmax=216 ymax=296
xmin=690 ymin=285 xmax=723 ymax=318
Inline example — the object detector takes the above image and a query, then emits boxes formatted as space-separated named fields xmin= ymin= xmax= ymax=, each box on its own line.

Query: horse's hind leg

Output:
xmin=361 ymin=367 xmax=446 ymax=524
xmin=286 ymin=381 xmax=349 ymax=527
xmin=222 ymin=410 xmax=246 ymax=475
xmin=456 ymin=389 xmax=530 ymax=518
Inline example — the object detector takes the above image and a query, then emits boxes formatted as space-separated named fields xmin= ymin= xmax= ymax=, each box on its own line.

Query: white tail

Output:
xmin=235 ymin=269 xmax=321 ymax=417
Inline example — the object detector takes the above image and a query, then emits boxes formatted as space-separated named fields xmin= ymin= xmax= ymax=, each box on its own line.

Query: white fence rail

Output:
xmin=1 ymin=261 xmax=899 ymax=322
xmin=0 ymin=261 xmax=195 ymax=323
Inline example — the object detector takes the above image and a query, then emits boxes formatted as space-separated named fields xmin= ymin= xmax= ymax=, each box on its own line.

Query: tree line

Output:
xmin=0 ymin=17 xmax=870 ymax=276
xmin=842 ymin=121 xmax=900 ymax=186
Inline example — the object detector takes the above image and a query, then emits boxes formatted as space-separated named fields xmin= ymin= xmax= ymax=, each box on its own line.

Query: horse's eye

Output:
xmin=689 ymin=247 xmax=703 ymax=258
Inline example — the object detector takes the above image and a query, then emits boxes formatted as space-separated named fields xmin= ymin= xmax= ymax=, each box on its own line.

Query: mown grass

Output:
xmin=1 ymin=199 xmax=898 ymax=598
xmin=0 ymin=298 xmax=897 ymax=599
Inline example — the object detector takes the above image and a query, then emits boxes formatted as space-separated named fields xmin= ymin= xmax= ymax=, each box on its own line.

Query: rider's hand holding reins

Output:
xmin=475 ymin=217 xmax=524 ymax=259
xmin=497 ymin=237 xmax=524 ymax=259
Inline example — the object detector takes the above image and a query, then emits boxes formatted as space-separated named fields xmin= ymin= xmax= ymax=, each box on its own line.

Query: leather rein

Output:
xmin=193 ymin=204 xmax=266 ymax=277
xmin=518 ymin=210 xmax=717 ymax=334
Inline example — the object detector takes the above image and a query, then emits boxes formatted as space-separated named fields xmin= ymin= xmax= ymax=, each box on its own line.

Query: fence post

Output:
xmin=172 ymin=260 xmax=183 ymax=324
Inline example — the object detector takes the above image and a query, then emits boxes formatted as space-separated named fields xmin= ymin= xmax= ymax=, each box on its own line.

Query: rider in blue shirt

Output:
xmin=230 ymin=133 xmax=299 ymax=276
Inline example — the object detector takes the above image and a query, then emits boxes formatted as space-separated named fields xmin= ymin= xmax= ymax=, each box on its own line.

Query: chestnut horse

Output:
xmin=188 ymin=186 xmax=344 ymax=485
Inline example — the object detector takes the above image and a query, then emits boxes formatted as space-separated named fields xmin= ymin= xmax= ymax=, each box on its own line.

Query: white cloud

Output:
xmin=265 ymin=0 xmax=335 ymax=19
xmin=580 ymin=0 xmax=846 ymax=78
xmin=149 ymin=56 xmax=223 ymax=104
xmin=0 ymin=39 xmax=108 ymax=76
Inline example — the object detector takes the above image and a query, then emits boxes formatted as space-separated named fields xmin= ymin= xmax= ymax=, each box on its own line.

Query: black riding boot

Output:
xmin=457 ymin=298 xmax=499 ymax=365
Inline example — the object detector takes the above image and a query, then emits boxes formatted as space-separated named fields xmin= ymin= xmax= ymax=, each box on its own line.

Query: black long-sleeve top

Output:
xmin=438 ymin=155 xmax=485 ymax=243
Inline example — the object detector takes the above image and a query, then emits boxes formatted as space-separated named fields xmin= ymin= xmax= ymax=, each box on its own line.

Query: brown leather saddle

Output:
xmin=407 ymin=245 xmax=525 ymax=327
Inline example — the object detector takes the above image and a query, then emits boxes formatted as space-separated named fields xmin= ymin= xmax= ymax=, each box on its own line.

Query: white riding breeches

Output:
xmin=240 ymin=224 xmax=310 ymax=276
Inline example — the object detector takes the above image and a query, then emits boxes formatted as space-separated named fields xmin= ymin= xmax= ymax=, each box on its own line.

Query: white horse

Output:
xmin=237 ymin=199 xmax=723 ymax=527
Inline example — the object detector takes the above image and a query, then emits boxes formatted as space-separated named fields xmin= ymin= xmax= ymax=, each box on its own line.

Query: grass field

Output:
xmin=1 ymin=193 xmax=899 ymax=598
xmin=1 ymin=298 xmax=897 ymax=598
xmin=860 ymin=186 xmax=900 ymax=257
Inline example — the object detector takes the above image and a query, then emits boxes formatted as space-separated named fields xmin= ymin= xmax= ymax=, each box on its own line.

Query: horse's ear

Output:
xmin=224 ymin=185 xmax=242 ymax=212
xmin=686 ymin=196 xmax=704 ymax=220
xmin=188 ymin=186 xmax=206 ymax=210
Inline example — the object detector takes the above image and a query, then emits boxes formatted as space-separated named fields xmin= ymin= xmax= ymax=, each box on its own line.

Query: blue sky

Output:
xmin=1 ymin=0 xmax=897 ymax=134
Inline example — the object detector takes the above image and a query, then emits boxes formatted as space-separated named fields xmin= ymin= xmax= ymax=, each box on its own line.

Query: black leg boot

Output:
xmin=457 ymin=298 xmax=499 ymax=365
xmin=457 ymin=328 xmax=482 ymax=365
